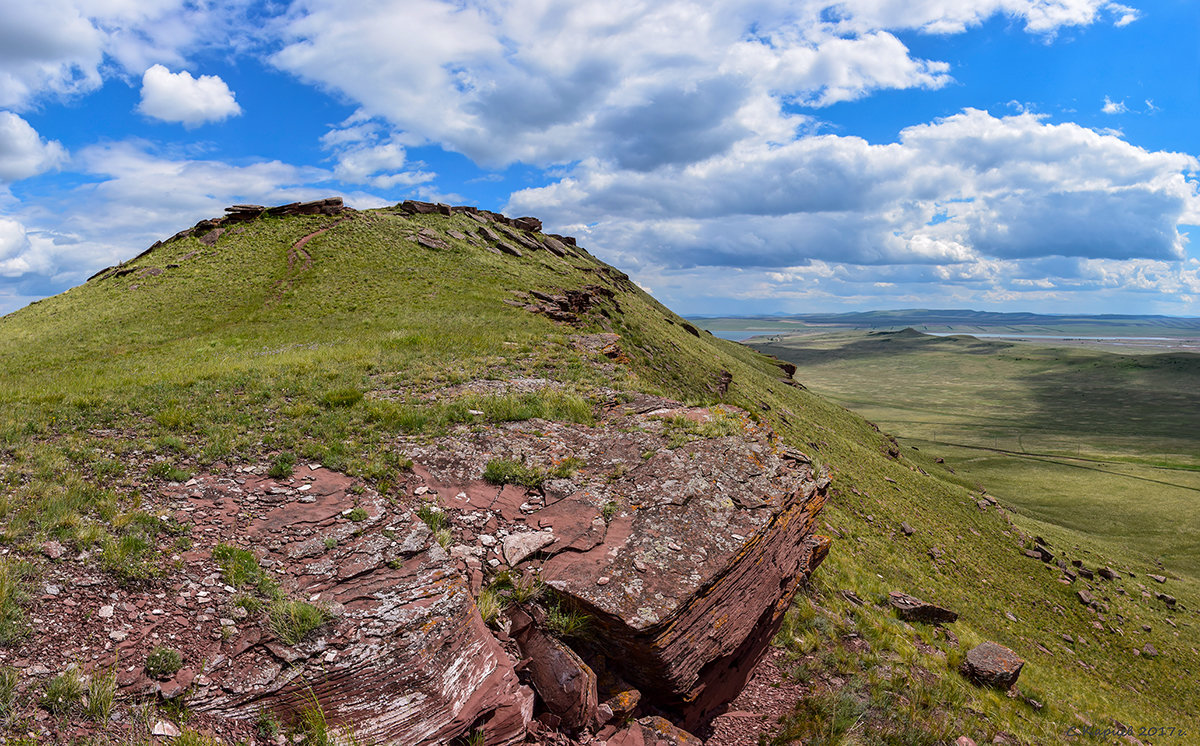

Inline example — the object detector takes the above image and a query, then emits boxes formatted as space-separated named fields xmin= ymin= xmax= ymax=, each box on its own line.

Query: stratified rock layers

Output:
xmin=543 ymin=482 xmax=828 ymax=729
xmin=410 ymin=395 xmax=830 ymax=732
xmin=184 ymin=472 xmax=532 ymax=746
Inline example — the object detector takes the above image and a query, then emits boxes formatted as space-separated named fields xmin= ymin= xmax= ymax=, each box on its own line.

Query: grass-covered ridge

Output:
xmin=0 ymin=205 xmax=1196 ymax=743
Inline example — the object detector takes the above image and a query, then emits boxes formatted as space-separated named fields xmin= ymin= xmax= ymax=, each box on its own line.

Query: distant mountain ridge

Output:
xmin=692 ymin=308 xmax=1200 ymax=335
xmin=693 ymin=308 xmax=1200 ymax=325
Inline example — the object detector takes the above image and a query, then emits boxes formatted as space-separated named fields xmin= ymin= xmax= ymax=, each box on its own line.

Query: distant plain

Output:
xmin=702 ymin=320 xmax=1200 ymax=577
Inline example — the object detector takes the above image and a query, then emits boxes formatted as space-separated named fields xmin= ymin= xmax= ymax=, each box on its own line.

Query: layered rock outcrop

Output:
xmin=13 ymin=388 xmax=829 ymax=744
xmin=64 ymin=203 xmax=833 ymax=743
xmin=405 ymin=392 xmax=830 ymax=736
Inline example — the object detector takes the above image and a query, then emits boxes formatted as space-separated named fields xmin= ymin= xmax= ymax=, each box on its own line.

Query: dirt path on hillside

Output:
xmin=269 ymin=217 xmax=349 ymax=303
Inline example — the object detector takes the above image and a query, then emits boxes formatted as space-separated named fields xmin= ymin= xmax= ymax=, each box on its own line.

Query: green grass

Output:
xmin=211 ymin=543 xmax=263 ymax=588
xmin=0 ymin=207 xmax=1197 ymax=743
xmin=147 ymin=460 xmax=191 ymax=482
xmin=145 ymin=647 xmax=183 ymax=679
xmin=749 ymin=329 xmax=1200 ymax=573
xmin=544 ymin=599 xmax=590 ymax=641
xmin=85 ymin=663 xmax=117 ymax=721
xmin=42 ymin=667 xmax=85 ymax=714
xmin=482 ymin=458 xmax=545 ymax=487
xmin=268 ymin=451 xmax=297 ymax=479
xmin=0 ymin=559 xmax=29 ymax=644
xmin=269 ymin=599 xmax=331 ymax=645
xmin=0 ymin=666 xmax=18 ymax=715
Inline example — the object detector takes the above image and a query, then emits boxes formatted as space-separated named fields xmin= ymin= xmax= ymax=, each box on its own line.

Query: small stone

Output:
xmin=956 ymin=738 xmax=977 ymax=746
xmin=41 ymin=541 xmax=65 ymax=559
xmin=98 ymin=605 xmax=114 ymax=619
xmin=109 ymin=631 xmax=128 ymax=642
xmin=44 ymin=584 xmax=62 ymax=596
xmin=152 ymin=720 xmax=181 ymax=738
xmin=900 ymin=522 xmax=915 ymax=536
xmin=1148 ymin=574 xmax=1167 ymax=584
xmin=1141 ymin=643 xmax=1158 ymax=658
xmin=502 ymin=531 xmax=556 ymax=566
xmin=597 ymin=577 xmax=610 ymax=586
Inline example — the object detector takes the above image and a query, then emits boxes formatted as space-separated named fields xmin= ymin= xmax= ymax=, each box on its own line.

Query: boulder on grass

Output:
xmin=888 ymin=592 xmax=958 ymax=624
xmin=961 ymin=641 xmax=1024 ymax=690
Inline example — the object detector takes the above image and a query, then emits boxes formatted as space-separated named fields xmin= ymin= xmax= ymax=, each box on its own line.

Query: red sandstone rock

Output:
xmin=407 ymin=396 xmax=830 ymax=731
xmin=185 ymin=472 xmax=532 ymax=746
xmin=888 ymin=591 xmax=959 ymax=624
xmin=609 ymin=716 xmax=703 ymax=746
xmin=962 ymin=641 xmax=1024 ymax=689
xmin=512 ymin=613 xmax=598 ymax=731
xmin=512 ymin=216 xmax=543 ymax=232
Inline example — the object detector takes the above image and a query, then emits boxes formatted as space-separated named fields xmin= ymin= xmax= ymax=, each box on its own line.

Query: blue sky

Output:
xmin=1 ymin=1 xmax=1198 ymax=317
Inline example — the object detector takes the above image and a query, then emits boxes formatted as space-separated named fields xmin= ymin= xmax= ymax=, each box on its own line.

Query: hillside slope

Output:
xmin=0 ymin=201 xmax=1195 ymax=745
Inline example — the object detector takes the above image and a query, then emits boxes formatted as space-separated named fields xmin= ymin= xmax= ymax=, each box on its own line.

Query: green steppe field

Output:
xmin=742 ymin=328 xmax=1200 ymax=576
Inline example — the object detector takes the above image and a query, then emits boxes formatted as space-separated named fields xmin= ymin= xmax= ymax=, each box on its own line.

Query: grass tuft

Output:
xmin=268 ymin=451 xmax=297 ymax=479
xmin=269 ymin=599 xmax=331 ymax=645
xmin=41 ymin=667 xmax=84 ymax=714
xmin=145 ymin=647 xmax=183 ymax=679
xmin=0 ymin=559 xmax=29 ymax=644
xmin=85 ymin=662 xmax=117 ymax=721
xmin=319 ymin=388 xmax=364 ymax=408
xmin=482 ymin=458 xmax=545 ymax=488
xmin=212 ymin=543 xmax=262 ymax=588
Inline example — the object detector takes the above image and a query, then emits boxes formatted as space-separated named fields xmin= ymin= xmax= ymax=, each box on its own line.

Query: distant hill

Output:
xmin=694 ymin=308 xmax=1200 ymax=336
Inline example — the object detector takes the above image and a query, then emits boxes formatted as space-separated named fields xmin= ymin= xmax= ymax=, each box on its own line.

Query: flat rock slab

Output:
xmin=503 ymin=530 xmax=557 ymax=565
xmin=888 ymin=592 xmax=959 ymax=624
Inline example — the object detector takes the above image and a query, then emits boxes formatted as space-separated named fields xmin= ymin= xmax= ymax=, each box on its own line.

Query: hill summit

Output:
xmin=0 ymin=199 xmax=840 ymax=745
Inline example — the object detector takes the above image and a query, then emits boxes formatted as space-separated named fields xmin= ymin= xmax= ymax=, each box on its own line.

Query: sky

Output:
xmin=1 ymin=1 xmax=1198 ymax=317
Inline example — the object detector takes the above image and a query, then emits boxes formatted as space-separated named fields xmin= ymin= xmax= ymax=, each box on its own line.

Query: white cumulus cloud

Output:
xmin=0 ymin=112 xmax=68 ymax=182
xmin=137 ymin=65 xmax=241 ymax=127
xmin=1102 ymin=96 xmax=1128 ymax=114
xmin=269 ymin=0 xmax=1144 ymax=173
xmin=507 ymin=109 xmax=1199 ymax=271
xmin=0 ymin=1 xmax=253 ymax=109
xmin=320 ymin=117 xmax=436 ymax=190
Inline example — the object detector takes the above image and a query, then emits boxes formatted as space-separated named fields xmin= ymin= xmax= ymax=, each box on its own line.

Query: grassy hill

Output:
xmin=1 ymin=205 xmax=1196 ymax=744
